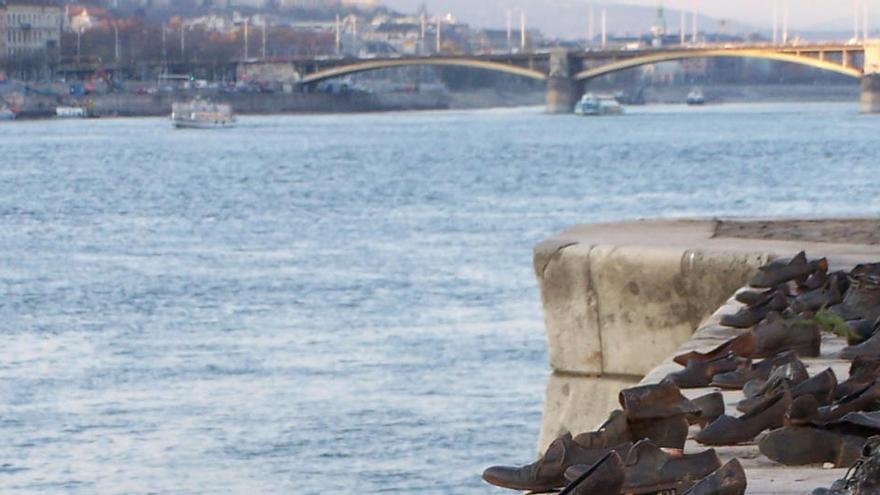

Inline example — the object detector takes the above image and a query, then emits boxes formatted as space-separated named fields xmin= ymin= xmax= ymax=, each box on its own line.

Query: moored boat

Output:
xmin=171 ymin=99 xmax=235 ymax=129
xmin=687 ymin=87 xmax=706 ymax=105
xmin=0 ymin=105 xmax=15 ymax=121
xmin=56 ymin=106 xmax=89 ymax=118
xmin=574 ymin=93 xmax=624 ymax=116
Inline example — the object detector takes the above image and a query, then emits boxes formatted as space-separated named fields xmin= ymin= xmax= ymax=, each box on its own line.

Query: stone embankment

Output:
xmin=12 ymin=90 xmax=450 ymax=119
xmin=534 ymin=218 xmax=880 ymax=454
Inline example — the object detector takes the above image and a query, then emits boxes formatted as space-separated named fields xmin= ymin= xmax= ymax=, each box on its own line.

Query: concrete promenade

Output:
xmin=534 ymin=219 xmax=880 ymax=452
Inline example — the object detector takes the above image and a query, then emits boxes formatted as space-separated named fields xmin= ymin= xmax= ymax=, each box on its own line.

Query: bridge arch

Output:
xmin=573 ymin=49 xmax=863 ymax=81
xmin=299 ymin=57 xmax=547 ymax=85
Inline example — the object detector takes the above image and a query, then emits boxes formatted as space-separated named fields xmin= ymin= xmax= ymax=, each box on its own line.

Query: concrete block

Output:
xmin=591 ymin=246 xmax=768 ymax=376
xmin=536 ymin=372 xmax=639 ymax=455
xmin=539 ymin=242 xmax=603 ymax=375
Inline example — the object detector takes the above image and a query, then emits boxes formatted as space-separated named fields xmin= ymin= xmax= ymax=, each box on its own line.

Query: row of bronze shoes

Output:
xmin=481 ymin=254 xmax=880 ymax=494
xmin=481 ymin=380 xmax=745 ymax=494
xmin=667 ymin=253 xmax=880 ymax=470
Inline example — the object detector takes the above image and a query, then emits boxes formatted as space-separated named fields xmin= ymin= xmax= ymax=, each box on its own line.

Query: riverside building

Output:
xmin=3 ymin=0 xmax=61 ymax=58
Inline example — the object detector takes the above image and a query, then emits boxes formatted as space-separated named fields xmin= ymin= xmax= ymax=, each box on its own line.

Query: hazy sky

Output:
xmin=381 ymin=0 xmax=873 ymax=31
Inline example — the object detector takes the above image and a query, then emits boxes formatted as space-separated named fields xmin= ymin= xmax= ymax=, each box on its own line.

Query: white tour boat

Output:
xmin=574 ymin=93 xmax=624 ymax=116
xmin=56 ymin=106 xmax=89 ymax=118
xmin=171 ymin=99 xmax=235 ymax=129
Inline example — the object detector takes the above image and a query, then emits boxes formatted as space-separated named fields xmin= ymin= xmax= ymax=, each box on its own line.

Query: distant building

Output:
xmin=0 ymin=2 xmax=6 ymax=57
xmin=3 ymin=0 xmax=61 ymax=58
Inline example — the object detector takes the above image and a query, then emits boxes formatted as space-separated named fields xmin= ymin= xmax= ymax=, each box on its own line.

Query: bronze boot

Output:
xmin=559 ymin=452 xmax=625 ymax=495
xmin=481 ymin=433 xmax=629 ymax=492
xmin=749 ymin=312 xmax=821 ymax=359
xmin=666 ymin=353 xmax=748 ymax=389
xmin=749 ymin=251 xmax=814 ymax=288
xmin=687 ymin=392 xmax=726 ymax=429
xmin=711 ymin=351 xmax=800 ymax=390
xmin=628 ymin=415 xmax=690 ymax=450
xmin=695 ymin=390 xmax=792 ymax=446
xmin=682 ymin=459 xmax=747 ymax=495
xmin=618 ymin=380 xmax=701 ymax=421
xmin=620 ymin=439 xmax=722 ymax=494
xmin=573 ymin=409 xmax=633 ymax=450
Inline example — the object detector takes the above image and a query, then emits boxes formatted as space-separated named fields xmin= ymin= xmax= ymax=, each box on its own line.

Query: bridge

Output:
xmin=294 ymin=43 xmax=880 ymax=113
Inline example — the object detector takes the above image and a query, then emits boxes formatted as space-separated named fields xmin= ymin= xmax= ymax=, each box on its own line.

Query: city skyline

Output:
xmin=380 ymin=0 xmax=878 ymax=36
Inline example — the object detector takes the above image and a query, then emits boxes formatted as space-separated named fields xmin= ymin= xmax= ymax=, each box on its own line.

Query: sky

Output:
xmin=380 ymin=0 xmax=875 ymax=35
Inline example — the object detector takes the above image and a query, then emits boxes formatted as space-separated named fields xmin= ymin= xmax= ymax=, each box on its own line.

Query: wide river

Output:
xmin=1 ymin=103 xmax=879 ymax=494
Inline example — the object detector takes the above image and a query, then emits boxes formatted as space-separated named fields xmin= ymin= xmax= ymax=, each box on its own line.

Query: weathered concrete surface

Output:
xmin=535 ymin=218 xmax=880 ymax=453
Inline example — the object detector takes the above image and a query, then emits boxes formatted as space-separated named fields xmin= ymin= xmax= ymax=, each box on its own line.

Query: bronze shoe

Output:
xmin=785 ymin=394 xmax=822 ymax=426
xmin=836 ymin=357 xmax=880 ymax=400
xmin=666 ymin=353 xmax=748 ymax=389
xmin=735 ymin=284 xmax=790 ymax=306
xmin=749 ymin=251 xmax=814 ymax=288
xmin=840 ymin=330 xmax=880 ymax=360
xmin=740 ymin=368 xmax=836 ymax=414
xmin=736 ymin=365 xmax=837 ymax=412
xmin=481 ymin=433 xmax=630 ymax=492
xmin=720 ymin=292 xmax=788 ymax=328
xmin=817 ymin=380 xmax=880 ymax=424
xmin=619 ymin=380 xmax=700 ymax=421
xmin=573 ymin=409 xmax=632 ymax=450
xmin=759 ymin=425 xmax=865 ymax=468
xmin=559 ymin=451 xmax=625 ymax=495
xmin=799 ymin=268 xmax=829 ymax=292
xmin=673 ymin=333 xmax=756 ymax=367
xmin=831 ymin=271 xmax=880 ymax=321
xmin=629 ymin=415 xmax=690 ymax=450
xmin=682 ymin=459 xmax=747 ymax=495
xmin=687 ymin=392 xmax=726 ymax=429
xmin=710 ymin=351 xmax=800 ymax=390
xmin=695 ymin=390 xmax=792 ymax=446
xmin=791 ymin=275 xmax=845 ymax=313
xmin=842 ymin=317 xmax=880 ymax=346
xmin=620 ymin=439 xmax=721 ymax=494
xmin=740 ymin=358 xmax=809 ymax=405
xmin=749 ymin=312 xmax=821 ymax=359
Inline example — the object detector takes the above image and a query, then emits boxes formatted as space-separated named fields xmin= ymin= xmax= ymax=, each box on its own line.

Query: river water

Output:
xmin=0 ymin=103 xmax=879 ymax=494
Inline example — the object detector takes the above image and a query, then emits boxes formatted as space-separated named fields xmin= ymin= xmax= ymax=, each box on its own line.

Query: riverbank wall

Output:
xmin=11 ymin=90 xmax=451 ymax=119
xmin=534 ymin=218 xmax=880 ymax=453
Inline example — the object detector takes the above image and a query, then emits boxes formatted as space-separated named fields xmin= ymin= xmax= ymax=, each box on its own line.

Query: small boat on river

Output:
xmin=171 ymin=99 xmax=235 ymax=129
xmin=687 ymin=88 xmax=706 ymax=105
xmin=574 ymin=93 xmax=624 ymax=116
xmin=0 ymin=105 xmax=15 ymax=121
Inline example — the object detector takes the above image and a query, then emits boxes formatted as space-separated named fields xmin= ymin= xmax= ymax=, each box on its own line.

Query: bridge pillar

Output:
xmin=861 ymin=44 xmax=880 ymax=113
xmin=546 ymin=50 xmax=580 ymax=114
